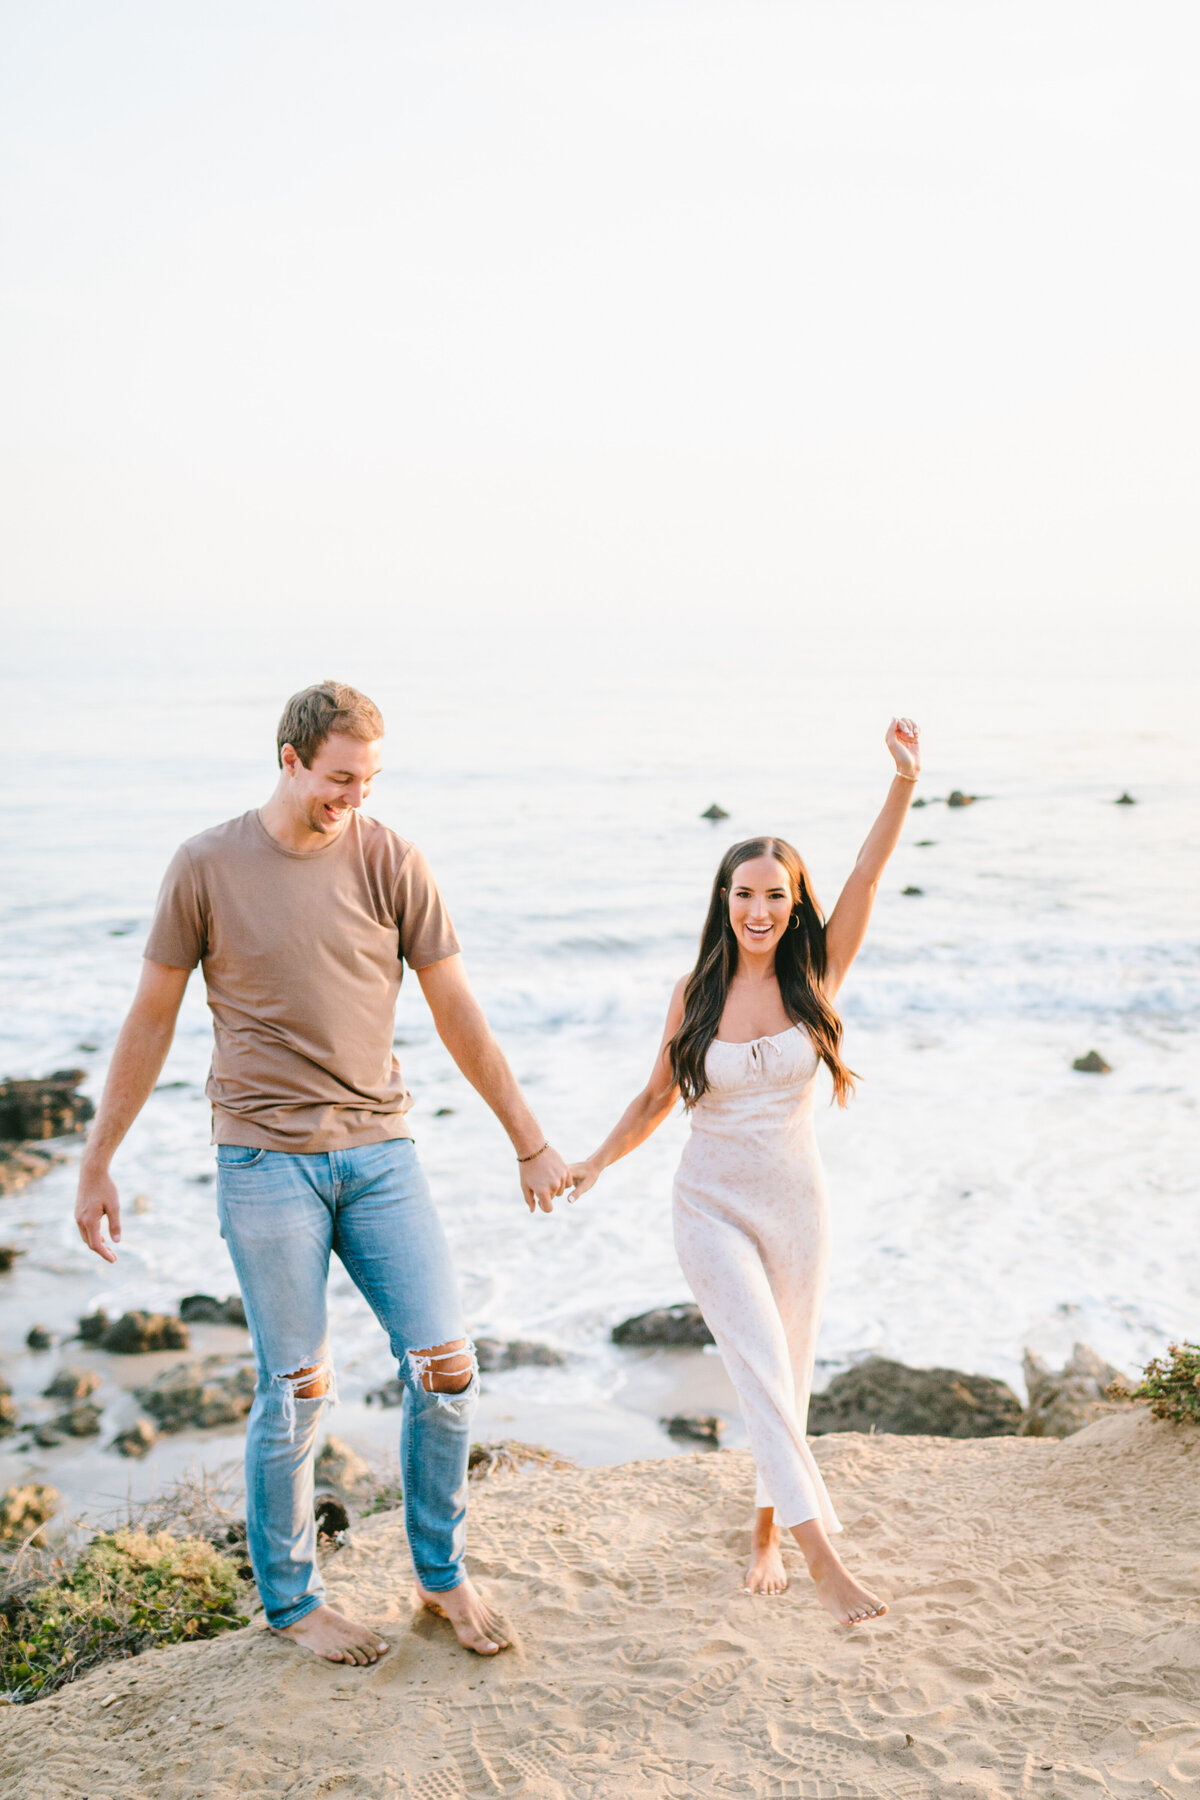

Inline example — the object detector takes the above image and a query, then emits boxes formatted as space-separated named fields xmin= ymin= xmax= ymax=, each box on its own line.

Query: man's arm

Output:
xmin=416 ymin=954 xmax=569 ymax=1214
xmin=75 ymin=961 xmax=191 ymax=1262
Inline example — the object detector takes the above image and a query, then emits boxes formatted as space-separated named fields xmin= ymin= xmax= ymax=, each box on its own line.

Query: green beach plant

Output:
xmin=1 ymin=1527 xmax=246 ymax=1703
xmin=1116 ymin=1341 xmax=1200 ymax=1426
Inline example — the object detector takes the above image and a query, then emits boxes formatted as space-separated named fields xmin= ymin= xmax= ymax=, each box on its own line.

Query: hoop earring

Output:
xmin=789 ymin=914 xmax=800 ymax=930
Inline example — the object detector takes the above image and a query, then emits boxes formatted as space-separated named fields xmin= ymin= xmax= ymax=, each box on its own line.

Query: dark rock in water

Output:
xmin=55 ymin=1402 xmax=103 ymax=1438
xmin=701 ymin=803 xmax=730 ymax=821
xmin=110 ymin=1417 xmax=158 ymax=1458
xmin=612 ymin=1304 xmax=715 ymax=1348
xmin=1115 ymin=792 xmax=1136 ymax=805
xmin=78 ymin=1310 xmax=110 ymax=1343
xmin=915 ymin=839 xmax=936 ymax=847
xmin=315 ymin=1495 xmax=351 ymax=1539
xmin=434 ymin=1107 xmax=455 ymax=1117
xmin=179 ymin=1293 xmax=247 ymax=1327
xmin=0 ymin=1144 xmax=66 ymax=1196
xmin=26 ymin=1325 xmax=53 ymax=1351
xmin=34 ymin=1425 xmax=64 ymax=1448
xmin=1073 ymin=1050 xmax=1111 ymax=1074
xmin=0 ymin=1245 xmax=21 ymax=1272
xmin=901 ymin=886 xmax=924 ymax=897
xmin=807 ymin=1356 xmax=1022 ymax=1438
xmin=0 ymin=1071 xmax=94 ymax=1141
xmin=911 ymin=796 xmax=927 ymax=807
xmin=100 ymin=1310 xmax=190 ymax=1353
xmin=946 ymin=790 xmax=976 ymax=808
xmin=661 ymin=1413 xmax=725 ymax=1445
xmin=135 ymin=1359 xmax=256 ymax=1432
xmin=1020 ymin=1343 xmax=1129 ymax=1438
xmin=365 ymin=1377 xmax=404 ymax=1408
xmin=43 ymin=1367 xmax=100 ymax=1402
xmin=474 ymin=1337 xmax=567 ymax=1372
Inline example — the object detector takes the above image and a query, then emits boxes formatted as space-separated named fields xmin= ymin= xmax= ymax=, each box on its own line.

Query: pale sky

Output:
xmin=2 ymin=2 xmax=1198 ymax=675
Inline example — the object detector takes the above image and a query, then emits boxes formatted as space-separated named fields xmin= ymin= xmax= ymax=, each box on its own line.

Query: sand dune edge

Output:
xmin=3 ymin=1408 xmax=1198 ymax=1800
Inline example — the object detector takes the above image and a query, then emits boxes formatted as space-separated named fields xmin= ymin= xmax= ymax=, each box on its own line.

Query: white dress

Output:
xmin=672 ymin=1025 xmax=842 ymax=1533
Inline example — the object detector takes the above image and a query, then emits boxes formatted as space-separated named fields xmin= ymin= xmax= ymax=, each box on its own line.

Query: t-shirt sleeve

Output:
xmin=395 ymin=845 xmax=461 ymax=970
xmin=143 ymin=845 xmax=208 ymax=970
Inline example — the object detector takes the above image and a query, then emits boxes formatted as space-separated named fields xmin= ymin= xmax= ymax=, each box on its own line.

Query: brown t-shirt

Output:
xmin=144 ymin=809 xmax=460 ymax=1152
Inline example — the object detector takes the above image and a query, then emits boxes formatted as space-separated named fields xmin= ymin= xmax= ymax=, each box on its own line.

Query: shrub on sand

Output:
xmin=1118 ymin=1342 xmax=1200 ymax=1426
xmin=1 ymin=1527 xmax=246 ymax=1703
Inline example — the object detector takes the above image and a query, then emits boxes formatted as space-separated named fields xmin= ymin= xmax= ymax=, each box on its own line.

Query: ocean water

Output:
xmin=1 ymin=633 xmax=1196 ymax=1502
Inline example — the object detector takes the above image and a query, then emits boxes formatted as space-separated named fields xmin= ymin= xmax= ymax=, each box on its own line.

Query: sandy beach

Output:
xmin=4 ymin=1406 xmax=1197 ymax=1800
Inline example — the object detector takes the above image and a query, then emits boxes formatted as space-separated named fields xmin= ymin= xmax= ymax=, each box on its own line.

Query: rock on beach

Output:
xmin=661 ymin=1412 xmax=725 ymax=1444
xmin=808 ymin=1355 xmax=1022 ymax=1437
xmin=1020 ymin=1343 xmax=1129 ymax=1438
xmin=97 ymin=1311 xmax=192 ymax=1354
xmin=110 ymin=1418 xmax=158 ymax=1458
xmin=134 ymin=1360 xmax=256 ymax=1433
xmin=179 ymin=1294 xmax=248 ymax=1327
xmin=43 ymin=1366 xmax=101 ymax=1402
xmin=0 ymin=1070 xmax=94 ymax=1141
xmin=474 ymin=1337 xmax=567 ymax=1371
xmin=612 ymin=1304 xmax=715 ymax=1347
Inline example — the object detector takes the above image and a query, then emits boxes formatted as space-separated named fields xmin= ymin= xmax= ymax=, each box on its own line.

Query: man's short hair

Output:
xmin=276 ymin=681 xmax=385 ymax=769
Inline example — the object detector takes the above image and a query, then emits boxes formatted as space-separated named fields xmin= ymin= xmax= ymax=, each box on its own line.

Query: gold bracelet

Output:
xmin=516 ymin=1140 xmax=549 ymax=1164
xmin=892 ymin=769 xmax=919 ymax=782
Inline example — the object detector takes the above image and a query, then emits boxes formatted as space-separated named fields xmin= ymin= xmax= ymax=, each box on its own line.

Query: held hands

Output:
xmin=565 ymin=1160 xmax=600 ymax=1203
xmin=886 ymin=716 xmax=921 ymax=780
xmin=75 ymin=1163 xmax=122 ymax=1263
xmin=519 ymin=1144 xmax=571 ymax=1214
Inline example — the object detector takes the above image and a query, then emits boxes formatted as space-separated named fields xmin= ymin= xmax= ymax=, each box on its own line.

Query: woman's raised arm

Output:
xmin=567 ymin=977 xmax=687 ymax=1201
xmin=823 ymin=718 xmax=921 ymax=997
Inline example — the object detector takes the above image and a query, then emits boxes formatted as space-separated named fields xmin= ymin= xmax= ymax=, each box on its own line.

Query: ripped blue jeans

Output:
xmin=216 ymin=1138 xmax=477 ymax=1629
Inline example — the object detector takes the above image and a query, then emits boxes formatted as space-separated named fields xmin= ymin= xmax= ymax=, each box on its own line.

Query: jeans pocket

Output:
xmin=216 ymin=1145 xmax=268 ymax=1168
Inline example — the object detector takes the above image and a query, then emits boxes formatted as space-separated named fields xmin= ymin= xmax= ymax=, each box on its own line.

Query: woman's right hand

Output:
xmin=567 ymin=1159 xmax=601 ymax=1203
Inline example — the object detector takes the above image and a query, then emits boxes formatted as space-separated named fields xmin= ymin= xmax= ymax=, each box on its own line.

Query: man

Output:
xmin=75 ymin=680 xmax=569 ymax=1664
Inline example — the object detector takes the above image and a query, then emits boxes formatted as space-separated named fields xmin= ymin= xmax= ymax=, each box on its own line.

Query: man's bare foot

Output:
xmin=745 ymin=1522 xmax=789 ymax=1596
xmin=273 ymin=1603 xmax=390 ymax=1664
xmin=809 ymin=1560 xmax=887 ymax=1627
xmin=417 ymin=1576 xmax=508 ymax=1655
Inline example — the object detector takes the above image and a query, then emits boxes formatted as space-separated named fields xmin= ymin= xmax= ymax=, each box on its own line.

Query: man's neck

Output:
xmin=258 ymin=782 xmax=350 ymax=854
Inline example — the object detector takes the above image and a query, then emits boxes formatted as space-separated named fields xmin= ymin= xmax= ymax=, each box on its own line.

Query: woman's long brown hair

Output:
xmin=668 ymin=836 xmax=856 ymax=1108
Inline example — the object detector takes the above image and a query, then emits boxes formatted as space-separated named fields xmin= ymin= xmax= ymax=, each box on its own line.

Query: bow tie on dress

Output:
xmin=747 ymin=1035 xmax=785 ymax=1065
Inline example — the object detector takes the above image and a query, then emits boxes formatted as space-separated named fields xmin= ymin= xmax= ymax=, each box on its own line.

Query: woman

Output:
xmin=568 ymin=718 xmax=921 ymax=1626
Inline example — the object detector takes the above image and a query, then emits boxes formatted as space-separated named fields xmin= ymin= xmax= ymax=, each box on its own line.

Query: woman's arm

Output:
xmin=567 ymin=978 xmax=687 ymax=1200
xmin=823 ymin=717 xmax=921 ymax=997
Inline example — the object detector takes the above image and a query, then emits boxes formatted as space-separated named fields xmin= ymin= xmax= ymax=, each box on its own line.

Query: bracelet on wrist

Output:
xmin=516 ymin=1140 xmax=549 ymax=1164
xmin=892 ymin=768 xmax=919 ymax=782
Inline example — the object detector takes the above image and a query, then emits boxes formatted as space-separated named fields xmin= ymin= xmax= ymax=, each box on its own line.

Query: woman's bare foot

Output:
xmin=745 ymin=1513 xmax=788 ymax=1595
xmin=417 ymin=1576 xmax=509 ymax=1655
xmin=809 ymin=1559 xmax=888 ymax=1627
xmin=273 ymin=1603 xmax=390 ymax=1664
xmin=790 ymin=1517 xmax=887 ymax=1626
